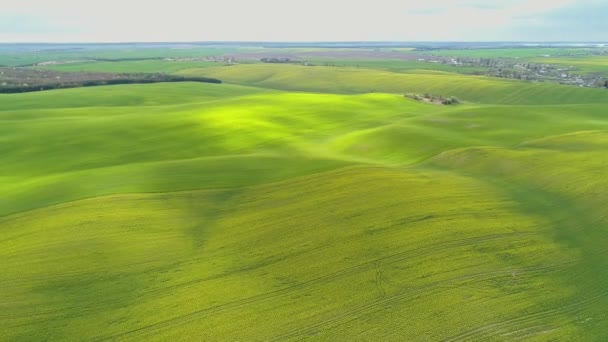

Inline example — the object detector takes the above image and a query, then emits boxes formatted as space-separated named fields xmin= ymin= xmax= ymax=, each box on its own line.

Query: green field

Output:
xmin=179 ymin=64 xmax=608 ymax=104
xmin=37 ymin=60 xmax=222 ymax=73
xmin=420 ymin=47 xmax=596 ymax=58
xmin=304 ymin=58 xmax=488 ymax=74
xmin=416 ymin=47 xmax=608 ymax=77
xmin=0 ymin=47 xmax=244 ymax=66
xmin=529 ymin=56 xmax=608 ymax=75
xmin=2 ymin=54 xmax=608 ymax=340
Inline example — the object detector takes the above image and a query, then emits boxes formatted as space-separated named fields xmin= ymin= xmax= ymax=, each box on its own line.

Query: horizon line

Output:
xmin=1 ymin=40 xmax=607 ymax=45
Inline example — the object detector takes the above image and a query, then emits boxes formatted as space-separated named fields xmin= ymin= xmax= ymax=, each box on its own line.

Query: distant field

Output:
xmin=0 ymin=47 xmax=244 ymax=66
xmin=421 ymin=47 xmax=596 ymax=58
xmin=2 ymin=48 xmax=608 ymax=340
xmin=38 ymin=60 xmax=222 ymax=73
xmin=529 ymin=56 xmax=608 ymax=75
xmin=306 ymin=58 xmax=488 ymax=74
xmin=180 ymin=63 xmax=608 ymax=104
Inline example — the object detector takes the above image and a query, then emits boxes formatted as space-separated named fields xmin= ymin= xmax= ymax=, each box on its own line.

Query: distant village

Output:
xmin=432 ymin=56 xmax=608 ymax=88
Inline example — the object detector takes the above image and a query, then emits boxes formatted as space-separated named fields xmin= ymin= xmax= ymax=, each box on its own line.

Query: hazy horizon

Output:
xmin=2 ymin=0 xmax=607 ymax=43
xmin=1 ymin=41 xmax=607 ymax=45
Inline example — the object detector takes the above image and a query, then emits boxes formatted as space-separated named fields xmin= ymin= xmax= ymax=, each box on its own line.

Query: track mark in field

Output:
xmin=0 ymin=212 xmax=450 ymax=291
xmin=0 ymin=242 xmax=333 ymax=321
xmin=1 ymin=214 xmax=517 ymax=321
xmin=443 ymin=290 xmax=608 ymax=342
xmin=373 ymin=260 xmax=387 ymax=298
xmin=92 ymin=232 xmax=539 ymax=341
xmin=268 ymin=262 xmax=576 ymax=341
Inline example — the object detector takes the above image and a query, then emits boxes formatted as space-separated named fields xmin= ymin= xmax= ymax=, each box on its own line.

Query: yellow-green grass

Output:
xmin=429 ymin=132 xmax=608 ymax=329
xmin=2 ymin=165 xmax=601 ymax=341
xmin=3 ymin=83 xmax=608 ymax=217
xmin=0 ymin=154 xmax=353 ymax=218
xmin=179 ymin=63 xmax=608 ymax=105
xmin=2 ymin=72 xmax=608 ymax=341
xmin=0 ymin=82 xmax=273 ymax=110
xmin=430 ymin=131 xmax=608 ymax=226
xmin=0 ymin=85 xmax=437 ymax=215
xmin=328 ymin=103 xmax=608 ymax=164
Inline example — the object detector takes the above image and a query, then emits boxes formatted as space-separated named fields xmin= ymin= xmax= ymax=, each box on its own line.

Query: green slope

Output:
xmin=3 ymin=164 xmax=606 ymax=340
xmin=0 ymin=86 xmax=438 ymax=215
xmin=0 ymin=82 xmax=272 ymax=110
xmin=2 ymin=66 xmax=608 ymax=341
xmin=179 ymin=64 xmax=608 ymax=105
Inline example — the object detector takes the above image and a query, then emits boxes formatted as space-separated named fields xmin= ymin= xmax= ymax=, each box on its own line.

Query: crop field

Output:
xmin=1 ymin=46 xmax=608 ymax=341
xmin=180 ymin=64 xmax=608 ymax=104
xmin=303 ymin=58 xmax=489 ymax=74
xmin=0 ymin=46 xmax=244 ymax=66
xmin=421 ymin=47 xmax=596 ymax=58
xmin=37 ymin=60 xmax=222 ymax=74
xmin=529 ymin=56 xmax=608 ymax=75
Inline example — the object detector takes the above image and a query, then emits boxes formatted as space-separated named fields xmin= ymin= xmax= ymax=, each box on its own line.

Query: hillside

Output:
xmin=178 ymin=64 xmax=608 ymax=105
xmin=2 ymin=63 xmax=608 ymax=340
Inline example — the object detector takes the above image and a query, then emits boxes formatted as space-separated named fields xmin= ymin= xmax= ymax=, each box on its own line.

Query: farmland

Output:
xmin=37 ymin=60 xmax=221 ymax=74
xmin=1 ymin=43 xmax=608 ymax=340
xmin=529 ymin=56 xmax=608 ymax=76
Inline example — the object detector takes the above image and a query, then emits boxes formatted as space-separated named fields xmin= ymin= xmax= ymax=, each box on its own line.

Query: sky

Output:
xmin=1 ymin=0 xmax=607 ymax=42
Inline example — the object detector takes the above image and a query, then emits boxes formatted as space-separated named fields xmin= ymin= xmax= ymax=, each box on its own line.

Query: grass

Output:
xmin=3 ymin=165 xmax=606 ymax=340
xmin=2 ymin=58 xmax=608 ymax=340
xmin=179 ymin=63 xmax=608 ymax=105
xmin=0 ymin=86 xmax=434 ymax=215
xmin=0 ymin=81 xmax=272 ymax=110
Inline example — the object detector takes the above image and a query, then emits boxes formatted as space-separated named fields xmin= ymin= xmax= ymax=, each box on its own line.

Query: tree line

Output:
xmin=0 ymin=75 xmax=221 ymax=94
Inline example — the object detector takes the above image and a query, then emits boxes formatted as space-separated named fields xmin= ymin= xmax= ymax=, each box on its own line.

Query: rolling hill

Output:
xmin=2 ymin=63 xmax=608 ymax=340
